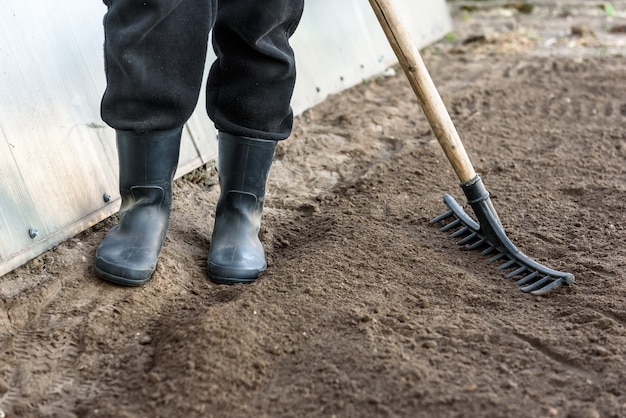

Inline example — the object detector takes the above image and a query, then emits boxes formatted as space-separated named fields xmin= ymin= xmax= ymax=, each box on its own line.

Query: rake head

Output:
xmin=430 ymin=175 xmax=574 ymax=295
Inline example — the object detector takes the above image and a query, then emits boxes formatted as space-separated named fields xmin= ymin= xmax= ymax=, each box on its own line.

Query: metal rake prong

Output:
xmin=450 ymin=226 xmax=470 ymax=238
xmin=497 ymin=259 xmax=517 ymax=271
xmin=515 ymin=271 xmax=538 ymax=286
xmin=458 ymin=233 xmax=478 ymax=245
xmin=521 ymin=275 xmax=553 ymax=293
xmin=440 ymin=218 xmax=462 ymax=232
xmin=487 ymin=252 xmax=507 ymax=263
xmin=430 ymin=210 xmax=454 ymax=224
xmin=505 ymin=266 xmax=528 ymax=279
xmin=479 ymin=245 xmax=496 ymax=256
xmin=527 ymin=278 xmax=564 ymax=295
xmin=467 ymin=238 xmax=487 ymax=250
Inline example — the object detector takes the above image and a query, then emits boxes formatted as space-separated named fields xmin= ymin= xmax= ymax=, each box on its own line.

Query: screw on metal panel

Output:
xmin=28 ymin=228 xmax=39 ymax=239
xmin=103 ymin=193 xmax=111 ymax=203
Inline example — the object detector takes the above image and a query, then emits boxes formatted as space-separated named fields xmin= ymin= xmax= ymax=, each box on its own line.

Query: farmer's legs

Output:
xmin=95 ymin=0 xmax=217 ymax=285
xmin=206 ymin=0 xmax=305 ymax=283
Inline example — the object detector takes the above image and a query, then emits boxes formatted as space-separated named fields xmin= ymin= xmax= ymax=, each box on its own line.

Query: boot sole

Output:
xmin=94 ymin=264 xmax=151 ymax=287
xmin=207 ymin=264 xmax=266 ymax=285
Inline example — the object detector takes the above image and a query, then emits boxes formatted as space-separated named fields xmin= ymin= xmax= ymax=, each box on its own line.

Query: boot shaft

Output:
xmin=116 ymin=128 xmax=183 ymax=211
xmin=116 ymin=128 xmax=183 ymax=190
xmin=217 ymin=132 xmax=277 ymax=203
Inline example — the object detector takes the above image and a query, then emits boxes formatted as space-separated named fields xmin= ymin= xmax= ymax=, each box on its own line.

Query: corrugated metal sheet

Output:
xmin=0 ymin=0 xmax=451 ymax=277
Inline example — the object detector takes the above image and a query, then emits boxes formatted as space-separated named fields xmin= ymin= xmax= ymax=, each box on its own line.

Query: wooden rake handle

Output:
xmin=368 ymin=0 xmax=477 ymax=183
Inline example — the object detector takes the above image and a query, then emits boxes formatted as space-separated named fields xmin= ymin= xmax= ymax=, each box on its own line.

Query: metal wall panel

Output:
xmin=0 ymin=0 xmax=451 ymax=277
xmin=291 ymin=0 xmax=452 ymax=114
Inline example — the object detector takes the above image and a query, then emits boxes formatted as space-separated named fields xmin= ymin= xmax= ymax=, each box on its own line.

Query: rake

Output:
xmin=368 ymin=0 xmax=574 ymax=295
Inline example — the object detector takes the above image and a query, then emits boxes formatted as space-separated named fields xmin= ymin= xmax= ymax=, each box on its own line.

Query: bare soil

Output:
xmin=1 ymin=1 xmax=625 ymax=417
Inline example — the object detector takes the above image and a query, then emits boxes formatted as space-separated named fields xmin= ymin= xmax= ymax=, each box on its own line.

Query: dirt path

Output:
xmin=1 ymin=1 xmax=625 ymax=417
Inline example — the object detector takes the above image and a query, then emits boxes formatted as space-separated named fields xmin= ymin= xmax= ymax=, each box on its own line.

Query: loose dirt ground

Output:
xmin=1 ymin=1 xmax=625 ymax=417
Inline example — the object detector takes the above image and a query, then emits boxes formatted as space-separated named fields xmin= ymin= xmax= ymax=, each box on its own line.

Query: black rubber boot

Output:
xmin=94 ymin=128 xmax=182 ymax=286
xmin=208 ymin=133 xmax=277 ymax=284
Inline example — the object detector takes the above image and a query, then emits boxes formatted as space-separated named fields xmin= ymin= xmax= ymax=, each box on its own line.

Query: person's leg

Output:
xmin=95 ymin=0 xmax=217 ymax=286
xmin=206 ymin=0 xmax=305 ymax=284
xmin=206 ymin=0 xmax=305 ymax=140
xmin=101 ymin=0 xmax=216 ymax=133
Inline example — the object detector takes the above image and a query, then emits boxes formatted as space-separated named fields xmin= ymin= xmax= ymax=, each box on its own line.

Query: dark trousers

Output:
xmin=101 ymin=0 xmax=305 ymax=140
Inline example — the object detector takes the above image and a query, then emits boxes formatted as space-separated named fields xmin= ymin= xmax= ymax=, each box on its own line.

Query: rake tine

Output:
xmin=458 ymin=233 xmax=479 ymax=246
xmin=521 ymin=275 xmax=553 ymax=293
xmin=527 ymin=278 xmax=564 ymax=295
xmin=505 ymin=266 xmax=528 ymax=279
xmin=430 ymin=210 xmax=454 ymax=224
xmin=450 ymin=226 xmax=470 ymax=238
xmin=515 ymin=271 xmax=538 ymax=286
xmin=487 ymin=252 xmax=507 ymax=263
xmin=440 ymin=218 xmax=462 ymax=232
xmin=497 ymin=259 xmax=518 ymax=271
xmin=479 ymin=245 xmax=496 ymax=256
xmin=466 ymin=238 xmax=487 ymax=250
